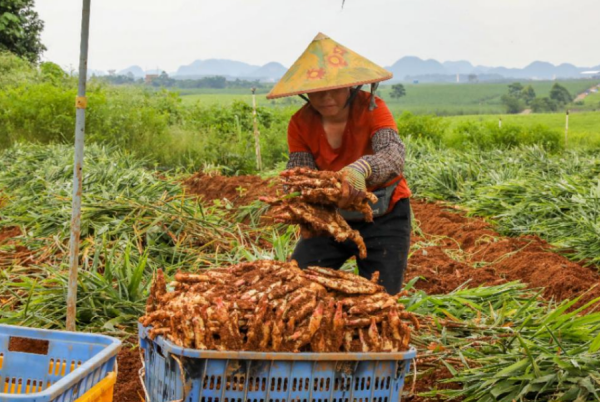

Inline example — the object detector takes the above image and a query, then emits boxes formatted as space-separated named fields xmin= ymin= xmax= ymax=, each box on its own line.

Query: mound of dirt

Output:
xmin=407 ymin=201 xmax=600 ymax=307
xmin=183 ymin=173 xmax=282 ymax=207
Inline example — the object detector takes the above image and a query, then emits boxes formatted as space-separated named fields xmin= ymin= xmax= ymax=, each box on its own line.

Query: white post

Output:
xmin=499 ymin=117 xmax=502 ymax=128
xmin=67 ymin=0 xmax=91 ymax=332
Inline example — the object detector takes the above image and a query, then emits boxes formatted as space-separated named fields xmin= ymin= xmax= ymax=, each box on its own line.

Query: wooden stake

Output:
xmin=565 ymin=110 xmax=569 ymax=149
xmin=251 ymin=88 xmax=262 ymax=171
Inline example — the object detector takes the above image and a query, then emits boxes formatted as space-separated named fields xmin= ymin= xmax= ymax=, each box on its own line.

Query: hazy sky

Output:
xmin=35 ymin=0 xmax=599 ymax=73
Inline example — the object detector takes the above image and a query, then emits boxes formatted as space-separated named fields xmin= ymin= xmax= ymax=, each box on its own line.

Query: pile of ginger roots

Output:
xmin=140 ymin=260 xmax=418 ymax=353
xmin=261 ymin=168 xmax=379 ymax=259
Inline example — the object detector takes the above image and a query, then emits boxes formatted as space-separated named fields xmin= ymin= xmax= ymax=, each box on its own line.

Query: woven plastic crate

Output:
xmin=139 ymin=323 xmax=416 ymax=402
xmin=0 ymin=324 xmax=121 ymax=401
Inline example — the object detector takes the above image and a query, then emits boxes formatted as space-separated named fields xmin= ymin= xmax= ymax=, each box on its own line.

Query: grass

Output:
xmin=409 ymin=283 xmax=600 ymax=401
xmin=444 ymin=112 xmax=600 ymax=149
xmin=378 ymin=81 xmax=596 ymax=116
xmin=181 ymin=93 xmax=256 ymax=106
xmin=582 ymin=89 xmax=600 ymax=109
xmin=180 ymin=92 xmax=304 ymax=110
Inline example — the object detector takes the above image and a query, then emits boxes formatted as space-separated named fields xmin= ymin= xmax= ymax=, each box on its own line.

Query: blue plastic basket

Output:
xmin=0 ymin=324 xmax=121 ymax=401
xmin=139 ymin=323 xmax=416 ymax=402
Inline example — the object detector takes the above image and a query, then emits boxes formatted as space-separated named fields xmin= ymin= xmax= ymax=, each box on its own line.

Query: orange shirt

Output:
xmin=287 ymin=91 xmax=411 ymax=212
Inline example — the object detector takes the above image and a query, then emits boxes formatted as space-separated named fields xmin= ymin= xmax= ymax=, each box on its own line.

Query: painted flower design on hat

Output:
xmin=327 ymin=54 xmax=347 ymax=68
xmin=307 ymin=68 xmax=326 ymax=80
xmin=333 ymin=46 xmax=347 ymax=55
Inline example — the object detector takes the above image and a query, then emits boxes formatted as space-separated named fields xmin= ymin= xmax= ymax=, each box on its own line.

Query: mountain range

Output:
xmin=387 ymin=57 xmax=600 ymax=81
xmin=88 ymin=57 xmax=600 ymax=82
xmin=111 ymin=60 xmax=288 ymax=82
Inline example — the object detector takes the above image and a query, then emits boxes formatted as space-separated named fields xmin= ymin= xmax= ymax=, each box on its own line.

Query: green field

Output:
xmin=379 ymin=80 xmax=595 ymax=115
xmin=3 ymin=142 xmax=600 ymax=402
xmin=180 ymin=91 xmax=303 ymax=109
xmin=582 ymin=89 xmax=600 ymax=108
xmin=179 ymin=80 xmax=598 ymax=116
xmin=444 ymin=111 xmax=600 ymax=147
xmin=6 ymin=51 xmax=600 ymax=401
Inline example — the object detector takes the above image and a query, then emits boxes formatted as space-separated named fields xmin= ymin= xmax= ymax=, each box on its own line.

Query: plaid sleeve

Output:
xmin=361 ymin=128 xmax=405 ymax=187
xmin=286 ymin=151 xmax=318 ymax=170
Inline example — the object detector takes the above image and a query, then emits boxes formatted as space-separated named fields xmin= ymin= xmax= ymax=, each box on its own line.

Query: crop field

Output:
xmin=180 ymin=90 xmax=304 ymax=110
xmin=3 ymin=55 xmax=600 ymax=401
xmin=582 ymin=89 xmax=600 ymax=108
xmin=2 ymin=138 xmax=600 ymax=401
xmin=444 ymin=111 xmax=600 ymax=148
xmin=379 ymin=80 xmax=595 ymax=115
xmin=180 ymin=80 xmax=597 ymax=116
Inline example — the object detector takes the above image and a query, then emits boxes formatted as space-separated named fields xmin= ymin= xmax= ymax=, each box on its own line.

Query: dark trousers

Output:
xmin=291 ymin=198 xmax=411 ymax=295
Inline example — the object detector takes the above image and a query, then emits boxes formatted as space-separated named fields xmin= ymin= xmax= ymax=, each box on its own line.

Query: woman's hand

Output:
xmin=339 ymin=160 xmax=371 ymax=208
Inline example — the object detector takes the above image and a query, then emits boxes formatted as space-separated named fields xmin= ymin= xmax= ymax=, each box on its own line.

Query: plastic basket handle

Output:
xmin=138 ymin=350 xmax=187 ymax=402
xmin=138 ymin=348 xmax=151 ymax=402
xmin=170 ymin=354 xmax=187 ymax=402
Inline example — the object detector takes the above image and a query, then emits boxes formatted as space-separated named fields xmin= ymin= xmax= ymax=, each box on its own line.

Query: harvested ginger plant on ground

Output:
xmin=140 ymin=260 xmax=418 ymax=353
xmin=261 ymin=168 xmax=378 ymax=259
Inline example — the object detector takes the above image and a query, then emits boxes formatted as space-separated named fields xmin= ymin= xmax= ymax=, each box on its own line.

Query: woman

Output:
xmin=266 ymin=33 xmax=411 ymax=295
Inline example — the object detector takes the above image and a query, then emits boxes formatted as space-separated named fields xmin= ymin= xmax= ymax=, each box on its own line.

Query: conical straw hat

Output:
xmin=267 ymin=32 xmax=392 ymax=99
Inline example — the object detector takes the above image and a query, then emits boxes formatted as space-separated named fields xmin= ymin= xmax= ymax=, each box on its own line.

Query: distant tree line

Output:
xmin=501 ymin=82 xmax=573 ymax=114
xmin=404 ymin=73 xmax=505 ymax=83
xmin=96 ymin=73 xmax=140 ymax=85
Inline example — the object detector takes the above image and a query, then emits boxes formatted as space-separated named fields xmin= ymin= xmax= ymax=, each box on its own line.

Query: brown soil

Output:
xmin=0 ymin=226 xmax=20 ymax=244
xmin=183 ymin=172 xmax=282 ymax=207
xmin=407 ymin=201 xmax=600 ymax=307
xmin=0 ymin=226 xmax=38 ymax=268
xmin=114 ymin=346 xmax=144 ymax=402
xmin=8 ymin=336 xmax=49 ymax=355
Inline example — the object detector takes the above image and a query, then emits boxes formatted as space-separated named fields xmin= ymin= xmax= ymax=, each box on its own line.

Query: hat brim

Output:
xmin=266 ymin=74 xmax=392 ymax=100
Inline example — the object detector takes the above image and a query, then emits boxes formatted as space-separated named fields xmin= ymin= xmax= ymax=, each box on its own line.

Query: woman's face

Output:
xmin=307 ymin=87 xmax=351 ymax=118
